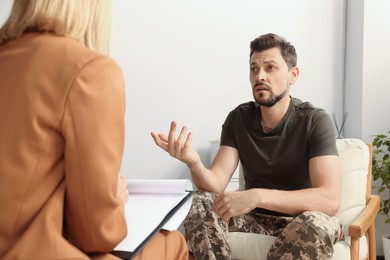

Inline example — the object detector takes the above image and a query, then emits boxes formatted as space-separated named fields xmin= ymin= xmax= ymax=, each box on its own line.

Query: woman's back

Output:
xmin=0 ymin=32 xmax=127 ymax=259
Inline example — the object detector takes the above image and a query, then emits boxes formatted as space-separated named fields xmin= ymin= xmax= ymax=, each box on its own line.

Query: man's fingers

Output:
xmin=184 ymin=132 xmax=193 ymax=149
xmin=213 ymin=204 xmax=231 ymax=223
xmin=157 ymin=133 xmax=168 ymax=142
xmin=212 ymin=193 xmax=234 ymax=223
xmin=223 ymin=216 xmax=230 ymax=223
xmin=175 ymin=126 xmax=187 ymax=156
xmin=168 ymin=121 xmax=177 ymax=156
xmin=212 ymin=195 xmax=226 ymax=214
xmin=219 ymin=205 xmax=232 ymax=223
xmin=150 ymin=132 xmax=160 ymax=145
xmin=150 ymin=132 xmax=168 ymax=151
xmin=177 ymin=127 xmax=187 ymax=145
xmin=151 ymin=122 xmax=192 ymax=162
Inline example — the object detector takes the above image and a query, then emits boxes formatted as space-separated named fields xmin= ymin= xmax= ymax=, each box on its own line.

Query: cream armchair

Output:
xmin=225 ymin=138 xmax=380 ymax=260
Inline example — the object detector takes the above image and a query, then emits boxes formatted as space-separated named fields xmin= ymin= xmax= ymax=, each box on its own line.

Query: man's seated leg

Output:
xmin=183 ymin=191 xmax=231 ymax=260
xmin=134 ymin=230 xmax=189 ymax=260
xmin=267 ymin=211 xmax=343 ymax=260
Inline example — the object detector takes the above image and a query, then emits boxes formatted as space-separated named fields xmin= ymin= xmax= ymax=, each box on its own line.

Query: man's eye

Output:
xmin=270 ymin=64 xmax=279 ymax=70
xmin=250 ymin=67 xmax=257 ymax=72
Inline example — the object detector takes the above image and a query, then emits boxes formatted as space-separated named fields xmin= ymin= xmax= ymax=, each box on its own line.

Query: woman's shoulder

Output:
xmin=36 ymin=33 xmax=105 ymax=61
xmin=14 ymin=33 xmax=115 ymax=68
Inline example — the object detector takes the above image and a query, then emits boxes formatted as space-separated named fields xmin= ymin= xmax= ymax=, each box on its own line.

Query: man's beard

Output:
xmin=255 ymin=85 xmax=289 ymax=107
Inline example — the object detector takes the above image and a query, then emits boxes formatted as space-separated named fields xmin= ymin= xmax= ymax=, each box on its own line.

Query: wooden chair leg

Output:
xmin=368 ymin=223 xmax=376 ymax=260
xmin=350 ymin=237 xmax=359 ymax=260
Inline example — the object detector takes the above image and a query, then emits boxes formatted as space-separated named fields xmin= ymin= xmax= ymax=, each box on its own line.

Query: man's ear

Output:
xmin=289 ymin=66 xmax=300 ymax=85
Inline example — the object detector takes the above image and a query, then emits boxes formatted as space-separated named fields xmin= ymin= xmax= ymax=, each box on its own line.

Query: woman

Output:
xmin=0 ymin=1 xmax=188 ymax=259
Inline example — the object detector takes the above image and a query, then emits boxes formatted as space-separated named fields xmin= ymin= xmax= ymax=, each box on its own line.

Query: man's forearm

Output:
xmin=188 ymin=161 xmax=226 ymax=194
xmin=253 ymin=187 xmax=340 ymax=216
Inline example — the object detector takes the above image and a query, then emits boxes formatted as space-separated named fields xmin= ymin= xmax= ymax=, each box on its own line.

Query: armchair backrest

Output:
xmin=336 ymin=139 xmax=370 ymax=235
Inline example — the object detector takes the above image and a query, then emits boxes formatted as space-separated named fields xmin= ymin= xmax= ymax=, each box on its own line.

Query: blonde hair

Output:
xmin=0 ymin=0 xmax=112 ymax=55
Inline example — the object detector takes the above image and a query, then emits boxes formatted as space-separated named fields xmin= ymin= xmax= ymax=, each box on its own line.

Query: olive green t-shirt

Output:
xmin=220 ymin=97 xmax=338 ymax=216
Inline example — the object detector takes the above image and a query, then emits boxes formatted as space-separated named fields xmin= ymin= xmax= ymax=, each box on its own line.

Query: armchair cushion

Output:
xmin=227 ymin=233 xmax=368 ymax=260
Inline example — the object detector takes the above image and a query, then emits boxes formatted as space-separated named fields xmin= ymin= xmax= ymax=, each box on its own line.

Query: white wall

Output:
xmin=362 ymin=0 xmax=390 ymax=141
xmin=345 ymin=0 xmax=390 ymax=140
xmin=111 ymin=0 xmax=346 ymax=179
xmin=0 ymin=0 xmax=12 ymax=23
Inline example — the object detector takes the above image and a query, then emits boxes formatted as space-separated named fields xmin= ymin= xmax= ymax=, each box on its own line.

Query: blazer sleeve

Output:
xmin=61 ymin=55 xmax=127 ymax=253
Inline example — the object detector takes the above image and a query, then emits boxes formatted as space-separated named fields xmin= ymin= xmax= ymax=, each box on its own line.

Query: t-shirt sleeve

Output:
xmin=220 ymin=109 xmax=238 ymax=148
xmin=307 ymin=109 xmax=338 ymax=159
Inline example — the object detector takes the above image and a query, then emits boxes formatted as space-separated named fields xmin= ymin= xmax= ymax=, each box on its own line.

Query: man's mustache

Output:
xmin=254 ymin=82 xmax=272 ymax=89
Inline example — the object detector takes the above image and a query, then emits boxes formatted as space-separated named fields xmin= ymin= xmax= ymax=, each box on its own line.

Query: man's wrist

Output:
xmin=187 ymin=160 xmax=202 ymax=173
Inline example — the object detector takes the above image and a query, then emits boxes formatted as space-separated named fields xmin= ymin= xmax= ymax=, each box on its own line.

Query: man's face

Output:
xmin=249 ymin=47 xmax=297 ymax=107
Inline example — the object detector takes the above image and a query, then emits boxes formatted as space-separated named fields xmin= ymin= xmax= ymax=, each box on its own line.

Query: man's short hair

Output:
xmin=250 ymin=33 xmax=297 ymax=69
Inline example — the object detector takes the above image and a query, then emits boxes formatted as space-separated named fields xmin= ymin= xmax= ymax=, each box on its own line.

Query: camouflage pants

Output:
xmin=183 ymin=191 xmax=343 ymax=260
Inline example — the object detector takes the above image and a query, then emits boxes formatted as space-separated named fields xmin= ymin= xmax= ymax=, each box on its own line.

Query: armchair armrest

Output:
xmin=349 ymin=195 xmax=380 ymax=237
xmin=348 ymin=195 xmax=380 ymax=260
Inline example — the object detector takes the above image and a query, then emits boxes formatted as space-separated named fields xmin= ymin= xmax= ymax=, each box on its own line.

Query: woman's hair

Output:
xmin=0 ymin=0 xmax=112 ymax=55
xmin=250 ymin=33 xmax=297 ymax=69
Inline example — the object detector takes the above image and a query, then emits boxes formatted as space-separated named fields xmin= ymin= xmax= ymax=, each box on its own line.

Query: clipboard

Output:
xmin=111 ymin=191 xmax=193 ymax=260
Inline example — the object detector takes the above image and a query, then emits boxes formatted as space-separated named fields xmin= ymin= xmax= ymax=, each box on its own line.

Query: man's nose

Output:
xmin=256 ymin=69 xmax=266 ymax=81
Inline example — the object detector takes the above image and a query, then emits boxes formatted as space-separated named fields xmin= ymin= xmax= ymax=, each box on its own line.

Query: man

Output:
xmin=151 ymin=33 xmax=343 ymax=259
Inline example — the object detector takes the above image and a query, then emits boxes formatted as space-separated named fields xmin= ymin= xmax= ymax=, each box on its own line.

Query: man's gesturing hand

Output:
xmin=151 ymin=121 xmax=201 ymax=168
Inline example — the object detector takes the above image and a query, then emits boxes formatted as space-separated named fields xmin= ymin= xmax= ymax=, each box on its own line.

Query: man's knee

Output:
xmin=187 ymin=190 xmax=216 ymax=216
xmin=287 ymin=210 xmax=341 ymax=251
xmin=295 ymin=211 xmax=341 ymax=241
xmin=268 ymin=211 xmax=339 ymax=259
xmin=184 ymin=191 xmax=231 ymax=259
xmin=192 ymin=190 xmax=216 ymax=204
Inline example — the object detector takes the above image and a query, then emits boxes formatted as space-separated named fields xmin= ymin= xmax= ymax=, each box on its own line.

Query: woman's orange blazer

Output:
xmin=0 ymin=32 xmax=127 ymax=259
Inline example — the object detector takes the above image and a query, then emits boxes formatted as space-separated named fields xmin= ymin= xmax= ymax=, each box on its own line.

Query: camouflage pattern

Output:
xmin=183 ymin=191 xmax=343 ymax=260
